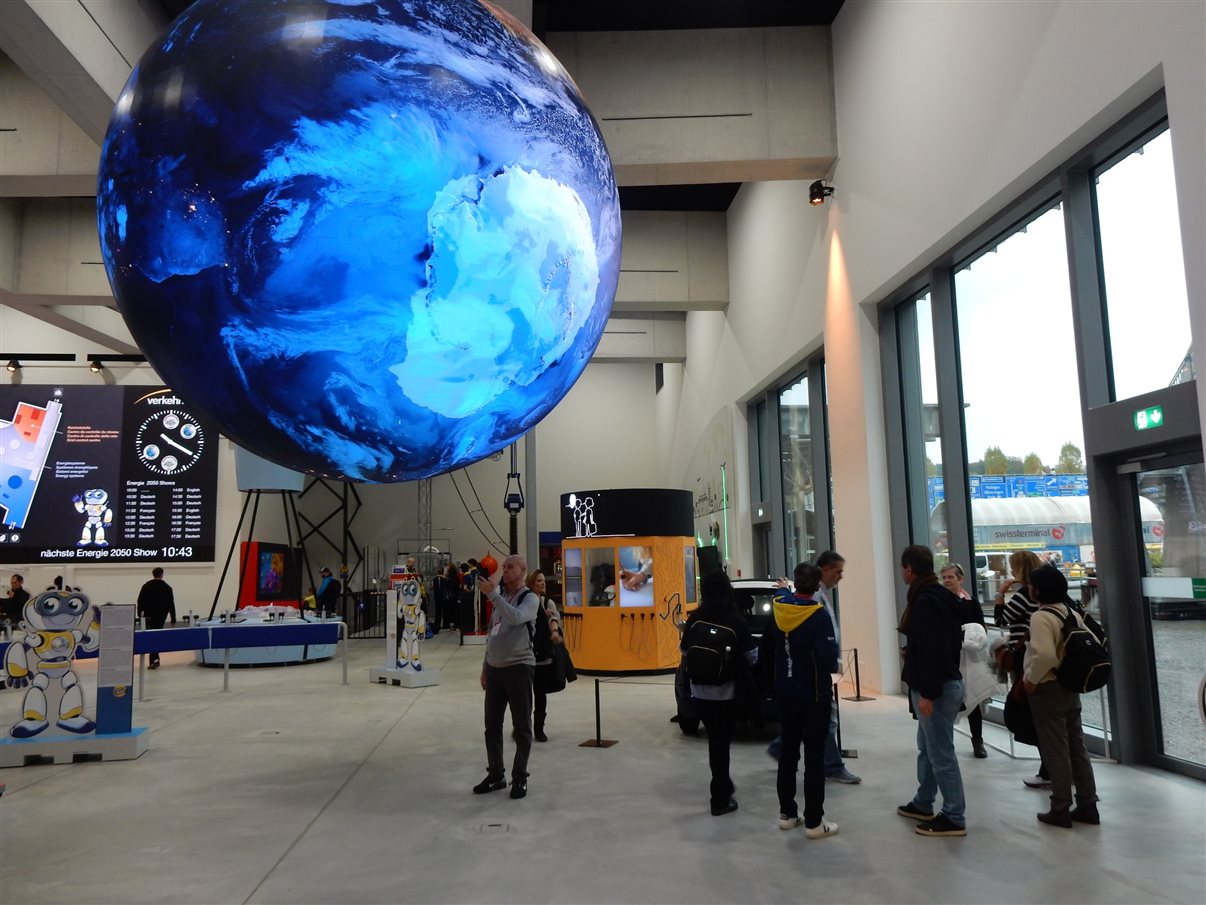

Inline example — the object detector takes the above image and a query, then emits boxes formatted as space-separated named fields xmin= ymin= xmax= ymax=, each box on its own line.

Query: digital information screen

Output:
xmin=0 ymin=385 xmax=218 ymax=564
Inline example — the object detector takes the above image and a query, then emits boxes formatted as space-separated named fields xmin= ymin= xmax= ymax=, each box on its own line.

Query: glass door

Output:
xmin=1133 ymin=458 xmax=1206 ymax=768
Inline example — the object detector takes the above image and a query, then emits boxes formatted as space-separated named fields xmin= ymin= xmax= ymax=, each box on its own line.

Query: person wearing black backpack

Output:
xmin=1022 ymin=565 xmax=1100 ymax=828
xmin=679 ymin=570 xmax=758 ymax=816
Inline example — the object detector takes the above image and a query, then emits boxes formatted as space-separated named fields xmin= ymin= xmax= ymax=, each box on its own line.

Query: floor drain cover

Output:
xmin=480 ymin=822 xmax=510 ymax=833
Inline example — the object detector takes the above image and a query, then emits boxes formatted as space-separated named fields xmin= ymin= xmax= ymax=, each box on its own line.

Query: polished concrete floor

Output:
xmin=1 ymin=632 xmax=1203 ymax=905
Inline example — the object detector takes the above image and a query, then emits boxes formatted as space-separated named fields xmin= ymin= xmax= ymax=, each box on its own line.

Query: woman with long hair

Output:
xmin=994 ymin=550 xmax=1051 ymax=788
xmin=680 ymin=570 xmax=758 ymax=816
xmin=525 ymin=570 xmax=562 ymax=743
xmin=942 ymin=563 xmax=994 ymax=759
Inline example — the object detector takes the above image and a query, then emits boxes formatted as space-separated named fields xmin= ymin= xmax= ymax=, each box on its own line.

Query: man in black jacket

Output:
xmin=4 ymin=573 xmax=31 ymax=625
xmin=137 ymin=567 xmax=176 ymax=669
xmin=896 ymin=545 xmax=967 ymax=837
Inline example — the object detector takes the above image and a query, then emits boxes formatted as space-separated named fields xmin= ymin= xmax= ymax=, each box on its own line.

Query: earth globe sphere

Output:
xmin=97 ymin=0 xmax=621 ymax=482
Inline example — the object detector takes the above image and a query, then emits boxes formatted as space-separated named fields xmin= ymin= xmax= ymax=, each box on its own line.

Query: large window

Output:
xmin=1095 ymin=128 xmax=1193 ymax=400
xmin=779 ymin=373 xmax=816 ymax=569
xmin=881 ymin=94 xmax=1200 ymax=776
xmin=953 ymin=204 xmax=1091 ymax=598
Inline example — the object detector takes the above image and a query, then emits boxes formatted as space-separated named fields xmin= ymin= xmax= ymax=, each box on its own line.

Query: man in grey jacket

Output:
xmin=473 ymin=554 xmax=539 ymax=800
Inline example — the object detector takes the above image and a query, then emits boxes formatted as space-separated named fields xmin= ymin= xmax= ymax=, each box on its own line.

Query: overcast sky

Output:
xmin=919 ymin=129 xmax=1189 ymax=469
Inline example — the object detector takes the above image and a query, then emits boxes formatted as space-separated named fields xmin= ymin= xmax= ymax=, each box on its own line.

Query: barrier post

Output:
xmin=341 ymin=622 xmax=349 ymax=686
xmin=842 ymin=648 xmax=877 ymax=702
xmin=579 ymin=678 xmax=618 ymax=748
xmin=222 ymin=646 xmax=231 ymax=693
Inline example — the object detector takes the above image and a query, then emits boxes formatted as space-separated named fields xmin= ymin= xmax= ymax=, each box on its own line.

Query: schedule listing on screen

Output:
xmin=0 ymin=385 xmax=218 ymax=564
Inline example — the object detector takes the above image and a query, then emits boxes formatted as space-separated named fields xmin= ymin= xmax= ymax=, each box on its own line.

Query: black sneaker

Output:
xmin=1070 ymin=803 xmax=1101 ymax=825
xmin=473 ymin=775 xmax=507 ymax=794
xmin=915 ymin=814 xmax=967 ymax=837
xmin=710 ymin=798 xmax=738 ymax=816
xmin=896 ymin=801 xmax=934 ymax=820
xmin=1037 ymin=809 xmax=1073 ymax=828
xmin=534 ymin=729 xmax=548 ymax=743
xmin=972 ymin=739 xmax=988 ymax=758
xmin=509 ymin=780 xmax=528 ymax=800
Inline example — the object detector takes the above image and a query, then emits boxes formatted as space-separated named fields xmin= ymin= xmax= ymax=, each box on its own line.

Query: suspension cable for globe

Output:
xmin=446 ymin=470 xmax=508 ymax=556
xmin=461 ymin=467 xmax=509 ymax=547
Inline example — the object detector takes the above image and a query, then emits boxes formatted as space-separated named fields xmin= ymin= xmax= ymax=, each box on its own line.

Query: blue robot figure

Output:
xmin=73 ymin=488 xmax=113 ymax=547
xmin=4 ymin=589 xmax=102 ymax=737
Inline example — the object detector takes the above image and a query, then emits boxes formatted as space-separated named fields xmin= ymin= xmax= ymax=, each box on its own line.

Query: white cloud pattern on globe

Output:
xmin=97 ymin=0 xmax=620 ymax=482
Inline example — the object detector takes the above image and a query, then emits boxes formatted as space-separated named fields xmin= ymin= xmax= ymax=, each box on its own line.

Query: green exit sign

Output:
xmin=1134 ymin=405 xmax=1164 ymax=431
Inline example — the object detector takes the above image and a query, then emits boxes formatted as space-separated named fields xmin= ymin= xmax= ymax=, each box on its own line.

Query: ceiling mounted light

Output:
xmin=89 ymin=359 xmax=104 ymax=373
xmin=86 ymin=353 xmax=148 ymax=367
xmin=809 ymin=179 xmax=834 ymax=206
xmin=6 ymin=360 xmax=19 ymax=373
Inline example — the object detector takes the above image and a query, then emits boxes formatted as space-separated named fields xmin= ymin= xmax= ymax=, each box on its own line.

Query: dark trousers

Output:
xmin=967 ymin=703 xmax=983 ymax=741
xmin=483 ymin=663 xmax=534 ymax=782
xmin=143 ymin=611 xmax=168 ymax=664
xmin=1030 ymin=680 xmax=1096 ymax=811
xmin=777 ymin=692 xmax=831 ymax=827
xmin=695 ymin=698 xmax=738 ymax=807
xmin=534 ymin=679 xmax=547 ymax=732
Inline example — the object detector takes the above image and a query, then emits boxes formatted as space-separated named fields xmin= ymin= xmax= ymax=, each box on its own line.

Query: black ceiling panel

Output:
xmin=619 ymin=183 xmax=741 ymax=212
xmin=537 ymin=1 xmax=845 ymax=34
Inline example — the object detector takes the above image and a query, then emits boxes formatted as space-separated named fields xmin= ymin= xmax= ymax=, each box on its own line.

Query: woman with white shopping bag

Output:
xmin=942 ymin=563 xmax=999 ymax=758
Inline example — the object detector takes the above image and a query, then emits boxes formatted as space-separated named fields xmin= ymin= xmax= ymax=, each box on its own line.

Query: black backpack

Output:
xmin=1045 ymin=604 xmax=1111 ymax=693
xmin=683 ymin=619 xmax=737 ymax=685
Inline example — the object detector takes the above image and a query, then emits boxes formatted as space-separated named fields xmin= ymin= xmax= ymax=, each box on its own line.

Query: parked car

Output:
xmin=674 ymin=578 xmax=782 ymax=735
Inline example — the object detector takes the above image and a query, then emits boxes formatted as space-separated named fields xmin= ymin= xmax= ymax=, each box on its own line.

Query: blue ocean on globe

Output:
xmin=96 ymin=0 xmax=620 ymax=482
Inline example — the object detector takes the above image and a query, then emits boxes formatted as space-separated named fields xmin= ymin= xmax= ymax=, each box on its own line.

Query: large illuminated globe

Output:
xmin=97 ymin=0 xmax=620 ymax=482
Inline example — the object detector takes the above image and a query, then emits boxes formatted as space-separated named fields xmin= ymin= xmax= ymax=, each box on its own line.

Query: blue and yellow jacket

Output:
xmin=770 ymin=591 xmax=840 ymax=702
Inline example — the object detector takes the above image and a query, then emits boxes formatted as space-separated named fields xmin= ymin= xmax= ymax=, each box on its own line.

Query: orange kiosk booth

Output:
xmin=559 ymin=488 xmax=698 ymax=674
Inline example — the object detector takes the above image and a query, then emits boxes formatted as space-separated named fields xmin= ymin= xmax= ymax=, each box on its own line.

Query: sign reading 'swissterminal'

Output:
xmin=0 ymin=385 xmax=217 ymax=564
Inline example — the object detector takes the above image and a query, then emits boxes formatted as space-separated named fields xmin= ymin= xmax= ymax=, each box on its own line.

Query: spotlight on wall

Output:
xmin=809 ymin=180 xmax=834 ymax=206
xmin=89 ymin=358 xmax=104 ymax=373
xmin=5 ymin=360 xmax=19 ymax=373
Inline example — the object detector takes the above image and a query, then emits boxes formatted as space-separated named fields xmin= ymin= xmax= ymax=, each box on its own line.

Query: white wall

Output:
xmin=672 ymin=0 xmax=1206 ymax=693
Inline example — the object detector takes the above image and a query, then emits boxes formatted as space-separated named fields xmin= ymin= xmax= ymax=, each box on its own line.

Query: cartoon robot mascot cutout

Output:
xmin=5 ymin=589 xmax=101 ymax=737
xmin=73 ymin=488 xmax=113 ymax=547
xmin=396 ymin=578 xmax=425 ymax=671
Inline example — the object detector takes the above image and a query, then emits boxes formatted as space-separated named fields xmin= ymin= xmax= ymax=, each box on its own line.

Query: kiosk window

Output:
xmin=618 ymin=545 xmax=654 ymax=607
xmin=684 ymin=547 xmax=697 ymax=603
xmin=563 ymin=547 xmax=583 ymax=608
xmin=584 ymin=547 xmax=617 ymax=606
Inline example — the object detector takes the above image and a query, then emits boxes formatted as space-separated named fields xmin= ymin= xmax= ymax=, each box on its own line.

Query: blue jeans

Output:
xmin=910 ymin=680 xmax=966 ymax=826
xmin=823 ymin=702 xmax=844 ymax=774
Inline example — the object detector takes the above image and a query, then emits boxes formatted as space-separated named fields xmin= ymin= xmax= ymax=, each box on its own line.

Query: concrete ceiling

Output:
xmin=1 ymin=0 xmax=840 ymax=358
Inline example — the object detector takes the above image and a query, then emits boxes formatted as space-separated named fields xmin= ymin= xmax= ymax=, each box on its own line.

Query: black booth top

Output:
xmin=560 ymin=489 xmax=693 ymax=539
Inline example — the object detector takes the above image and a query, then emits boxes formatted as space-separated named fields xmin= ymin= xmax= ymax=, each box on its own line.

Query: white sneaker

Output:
xmin=805 ymin=820 xmax=839 ymax=839
xmin=778 ymin=814 xmax=804 ymax=831
xmin=1023 ymin=774 xmax=1053 ymax=790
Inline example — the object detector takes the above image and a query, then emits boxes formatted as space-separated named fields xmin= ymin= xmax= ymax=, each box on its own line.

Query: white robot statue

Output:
xmin=4 ymin=588 xmax=102 ymax=737
xmin=396 ymin=577 xmax=425 ymax=671
xmin=73 ymin=488 xmax=113 ymax=547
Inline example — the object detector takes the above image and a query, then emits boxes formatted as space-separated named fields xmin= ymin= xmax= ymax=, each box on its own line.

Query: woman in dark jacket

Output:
xmin=769 ymin=562 xmax=840 ymax=837
xmin=680 ymin=570 xmax=758 ymax=816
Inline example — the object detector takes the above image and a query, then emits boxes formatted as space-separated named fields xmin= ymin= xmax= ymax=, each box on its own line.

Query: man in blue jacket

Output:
xmin=770 ymin=562 xmax=840 ymax=838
